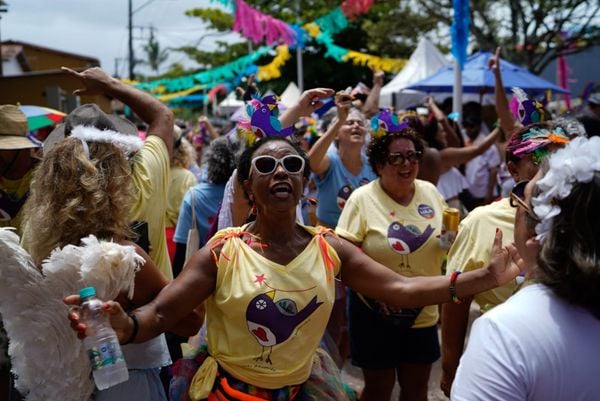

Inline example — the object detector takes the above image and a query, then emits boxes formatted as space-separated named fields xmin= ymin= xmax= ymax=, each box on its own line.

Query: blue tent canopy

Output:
xmin=406 ymin=51 xmax=569 ymax=95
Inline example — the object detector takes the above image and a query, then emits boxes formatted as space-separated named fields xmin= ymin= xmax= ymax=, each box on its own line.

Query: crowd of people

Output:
xmin=0 ymin=50 xmax=598 ymax=401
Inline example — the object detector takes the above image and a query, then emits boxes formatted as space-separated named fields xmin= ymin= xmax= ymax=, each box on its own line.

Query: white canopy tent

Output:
xmin=380 ymin=38 xmax=450 ymax=109
xmin=218 ymin=91 xmax=245 ymax=116
xmin=280 ymin=82 xmax=302 ymax=108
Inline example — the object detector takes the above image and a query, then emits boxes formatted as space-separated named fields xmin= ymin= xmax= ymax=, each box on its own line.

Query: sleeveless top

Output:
xmin=189 ymin=224 xmax=340 ymax=398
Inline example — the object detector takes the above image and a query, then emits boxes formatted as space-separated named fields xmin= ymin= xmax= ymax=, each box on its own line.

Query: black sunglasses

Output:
xmin=387 ymin=151 xmax=422 ymax=166
xmin=510 ymin=180 xmax=540 ymax=221
xmin=251 ymin=155 xmax=305 ymax=175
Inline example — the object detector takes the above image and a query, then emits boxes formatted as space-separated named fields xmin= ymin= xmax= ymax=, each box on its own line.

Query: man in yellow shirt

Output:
xmin=440 ymin=123 xmax=570 ymax=396
xmin=40 ymin=67 xmax=174 ymax=279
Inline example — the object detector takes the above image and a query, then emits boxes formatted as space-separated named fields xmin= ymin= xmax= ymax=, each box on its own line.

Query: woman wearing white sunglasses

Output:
xmin=66 ymin=99 xmax=524 ymax=401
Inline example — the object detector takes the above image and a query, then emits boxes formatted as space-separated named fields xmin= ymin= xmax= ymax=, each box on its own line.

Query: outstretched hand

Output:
xmin=487 ymin=229 xmax=525 ymax=286
xmin=61 ymin=66 xmax=114 ymax=97
xmin=296 ymin=88 xmax=335 ymax=116
xmin=64 ymin=295 xmax=131 ymax=343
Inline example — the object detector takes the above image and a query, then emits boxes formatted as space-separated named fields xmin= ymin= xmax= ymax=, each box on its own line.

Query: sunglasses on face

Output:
xmin=251 ymin=155 xmax=305 ymax=175
xmin=387 ymin=151 xmax=422 ymax=166
xmin=510 ymin=180 xmax=540 ymax=222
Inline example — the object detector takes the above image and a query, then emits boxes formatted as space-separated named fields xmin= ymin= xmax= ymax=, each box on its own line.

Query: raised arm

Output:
xmin=280 ymin=88 xmax=335 ymax=129
xmin=428 ymin=96 xmax=462 ymax=148
xmin=332 ymin=230 xmax=521 ymax=308
xmin=361 ymin=70 xmax=384 ymax=119
xmin=440 ymin=128 xmax=501 ymax=169
xmin=62 ymin=66 xmax=174 ymax=158
xmin=489 ymin=48 xmax=516 ymax=136
xmin=307 ymin=99 xmax=349 ymax=176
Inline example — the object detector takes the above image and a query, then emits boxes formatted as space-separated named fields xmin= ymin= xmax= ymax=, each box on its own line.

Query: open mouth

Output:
xmin=271 ymin=182 xmax=293 ymax=198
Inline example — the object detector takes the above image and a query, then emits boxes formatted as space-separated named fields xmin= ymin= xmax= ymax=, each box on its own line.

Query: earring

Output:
xmin=250 ymin=204 xmax=257 ymax=216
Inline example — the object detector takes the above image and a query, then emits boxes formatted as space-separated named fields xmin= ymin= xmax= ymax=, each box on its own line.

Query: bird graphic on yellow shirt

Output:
xmin=246 ymin=290 xmax=322 ymax=364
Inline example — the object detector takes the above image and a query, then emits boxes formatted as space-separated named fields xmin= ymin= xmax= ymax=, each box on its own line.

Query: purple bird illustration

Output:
xmin=371 ymin=108 xmax=409 ymax=136
xmin=250 ymin=105 xmax=294 ymax=138
xmin=336 ymin=184 xmax=354 ymax=210
xmin=387 ymin=221 xmax=434 ymax=267
xmin=509 ymin=87 xmax=545 ymax=125
xmin=246 ymin=291 xmax=322 ymax=364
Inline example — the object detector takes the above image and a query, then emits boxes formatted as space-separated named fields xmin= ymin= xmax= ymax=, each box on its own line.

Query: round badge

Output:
xmin=417 ymin=204 xmax=435 ymax=219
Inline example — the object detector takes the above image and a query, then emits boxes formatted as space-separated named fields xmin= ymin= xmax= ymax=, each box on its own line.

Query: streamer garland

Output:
xmin=139 ymin=0 xmax=406 ymax=100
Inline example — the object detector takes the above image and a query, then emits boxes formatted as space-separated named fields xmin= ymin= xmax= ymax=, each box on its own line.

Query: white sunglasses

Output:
xmin=251 ymin=155 xmax=305 ymax=175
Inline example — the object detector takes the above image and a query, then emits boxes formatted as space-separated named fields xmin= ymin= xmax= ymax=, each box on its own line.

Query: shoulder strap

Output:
xmin=190 ymin=189 xmax=197 ymax=230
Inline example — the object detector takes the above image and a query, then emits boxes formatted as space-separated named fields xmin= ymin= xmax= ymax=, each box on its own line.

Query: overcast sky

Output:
xmin=2 ymin=0 xmax=241 ymax=77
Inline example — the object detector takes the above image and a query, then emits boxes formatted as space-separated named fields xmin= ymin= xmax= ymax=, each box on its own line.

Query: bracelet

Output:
xmin=449 ymin=271 xmax=464 ymax=304
xmin=123 ymin=312 xmax=139 ymax=345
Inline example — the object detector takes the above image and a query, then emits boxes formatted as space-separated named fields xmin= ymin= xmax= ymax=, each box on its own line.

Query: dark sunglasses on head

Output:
xmin=251 ymin=155 xmax=305 ymax=175
xmin=387 ymin=151 xmax=422 ymax=166
xmin=510 ymin=180 xmax=540 ymax=221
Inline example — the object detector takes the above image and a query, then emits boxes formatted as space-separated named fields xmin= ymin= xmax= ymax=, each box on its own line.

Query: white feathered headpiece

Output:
xmin=0 ymin=229 xmax=143 ymax=401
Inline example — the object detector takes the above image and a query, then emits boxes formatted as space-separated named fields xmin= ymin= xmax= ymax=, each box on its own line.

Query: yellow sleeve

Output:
xmin=446 ymin=216 xmax=484 ymax=275
xmin=335 ymin=192 xmax=366 ymax=243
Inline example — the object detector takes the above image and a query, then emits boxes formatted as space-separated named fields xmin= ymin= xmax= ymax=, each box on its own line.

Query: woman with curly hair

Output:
xmin=21 ymin=126 xmax=202 ymax=401
xmin=452 ymin=136 xmax=600 ymax=400
xmin=336 ymin=111 xmax=449 ymax=401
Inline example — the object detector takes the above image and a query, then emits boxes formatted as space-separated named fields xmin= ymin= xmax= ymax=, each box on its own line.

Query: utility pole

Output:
xmin=295 ymin=0 xmax=304 ymax=92
xmin=0 ymin=0 xmax=8 ymax=77
xmin=128 ymin=0 xmax=134 ymax=80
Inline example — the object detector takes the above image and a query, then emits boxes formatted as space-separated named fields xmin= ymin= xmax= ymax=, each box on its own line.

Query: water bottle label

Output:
xmin=87 ymin=339 xmax=125 ymax=371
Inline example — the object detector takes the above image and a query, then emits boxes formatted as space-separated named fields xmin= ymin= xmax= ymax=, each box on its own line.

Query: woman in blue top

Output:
xmin=172 ymin=136 xmax=240 ymax=277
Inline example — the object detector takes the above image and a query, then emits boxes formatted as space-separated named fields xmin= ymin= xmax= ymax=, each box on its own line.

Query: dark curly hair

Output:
xmin=367 ymin=128 xmax=424 ymax=176
xmin=535 ymin=166 xmax=600 ymax=319
xmin=206 ymin=136 xmax=242 ymax=184
xmin=237 ymin=136 xmax=311 ymax=188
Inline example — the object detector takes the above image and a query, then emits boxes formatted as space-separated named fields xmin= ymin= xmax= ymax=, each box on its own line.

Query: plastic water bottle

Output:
xmin=79 ymin=286 xmax=129 ymax=390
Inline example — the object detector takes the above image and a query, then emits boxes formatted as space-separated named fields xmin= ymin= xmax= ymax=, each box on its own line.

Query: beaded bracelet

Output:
xmin=449 ymin=271 xmax=464 ymax=304
xmin=123 ymin=312 xmax=139 ymax=345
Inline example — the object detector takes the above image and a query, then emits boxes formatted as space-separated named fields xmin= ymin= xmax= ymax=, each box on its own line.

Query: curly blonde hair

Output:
xmin=23 ymin=138 xmax=134 ymax=265
xmin=172 ymin=125 xmax=197 ymax=168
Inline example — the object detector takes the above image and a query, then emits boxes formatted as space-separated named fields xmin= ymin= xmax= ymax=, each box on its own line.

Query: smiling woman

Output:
xmin=65 ymin=96 xmax=524 ymax=401
xmin=336 ymin=110 xmax=447 ymax=401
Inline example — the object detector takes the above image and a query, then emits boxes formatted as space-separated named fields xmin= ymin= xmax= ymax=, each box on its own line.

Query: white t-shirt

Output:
xmin=437 ymin=167 xmax=468 ymax=201
xmin=464 ymin=133 xmax=501 ymax=198
xmin=452 ymin=283 xmax=600 ymax=401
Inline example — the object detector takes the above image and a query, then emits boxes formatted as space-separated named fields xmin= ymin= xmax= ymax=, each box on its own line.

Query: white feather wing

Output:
xmin=0 ymin=229 xmax=143 ymax=401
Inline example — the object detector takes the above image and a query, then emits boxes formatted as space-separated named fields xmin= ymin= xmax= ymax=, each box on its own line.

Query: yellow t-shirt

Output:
xmin=165 ymin=167 xmax=196 ymax=228
xmin=129 ymin=136 xmax=172 ymax=279
xmin=336 ymin=179 xmax=447 ymax=328
xmin=205 ymin=225 xmax=339 ymax=389
xmin=446 ymin=198 xmax=517 ymax=311
xmin=0 ymin=171 xmax=32 ymax=236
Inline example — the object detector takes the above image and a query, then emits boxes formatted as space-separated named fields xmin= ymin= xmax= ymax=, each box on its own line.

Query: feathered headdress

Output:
xmin=509 ymin=87 xmax=547 ymax=126
xmin=237 ymin=95 xmax=294 ymax=145
xmin=370 ymin=108 xmax=409 ymax=138
xmin=532 ymin=136 xmax=600 ymax=243
xmin=506 ymin=125 xmax=570 ymax=164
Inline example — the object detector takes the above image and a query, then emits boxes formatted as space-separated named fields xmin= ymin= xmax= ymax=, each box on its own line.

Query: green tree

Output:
xmin=142 ymin=27 xmax=169 ymax=74
xmin=415 ymin=0 xmax=600 ymax=74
